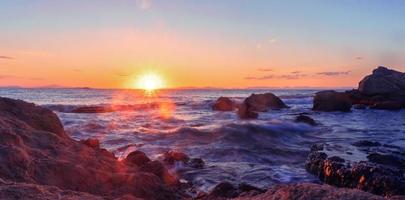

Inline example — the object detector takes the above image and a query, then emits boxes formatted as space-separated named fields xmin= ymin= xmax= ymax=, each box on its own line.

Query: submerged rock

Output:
xmin=353 ymin=104 xmax=367 ymax=109
xmin=0 ymin=97 xmax=178 ymax=200
xmin=212 ymin=97 xmax=235 ymax=111
xmin=313 ymin=90 xmax=352 ymax=112
xmin=370 ymin=101 xmax=403 ymax=110
xmin=294 ymin=115 xmax=317 ymax=126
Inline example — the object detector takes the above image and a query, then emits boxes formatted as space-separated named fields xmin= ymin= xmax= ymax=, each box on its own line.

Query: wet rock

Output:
xmin=359 ymin=66 xmax=405 ymax=96
xmin=353 ymin=104 xmax=367 ymax=109
xmin=294 ymin=115 xmax=317 ymax=126
xmin=72 ymin=106 xmax=115 ymax=113
xmin=313 ymin=90 xmax=352 ymax=112
xmin=370 ymin=101 xmax=403 ymax=110
xmin=140 ymin=161 xmax=178 ymax=186
xmin=367 ymin=153 xmax=405 ymax=168
xmin=352 ymin=140 xmax=381 ymax=147
xmin=305 ymin=145 xmax=405 ymax=196
xmin=243 ymin=93 xmax=288 ymax=112
xmin=0 ymin=97 xmax=177 ymax=200
xmin=163 ymin=150 xmax=190 ymax=165
xmin=237 ymin=103 xmax=259 ymax=119
xmin=212 ymin=97 xmax=235 ymax=111
xmin=235 ymin=183 xmax=387 ymax=200
xmin=81 ymin=138 xmax=100 ymax=149
xmin=188 ymin=158 xmax=205 ymax=168
xmin=124 ymin=150 xmax=151 ymax=166
xmin=209 ymin=182 xmax=239 ymax=198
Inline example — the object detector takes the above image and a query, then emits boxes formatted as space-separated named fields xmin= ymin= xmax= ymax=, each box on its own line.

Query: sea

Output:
xmin=1 ymin=88 xmax=404 ymax=192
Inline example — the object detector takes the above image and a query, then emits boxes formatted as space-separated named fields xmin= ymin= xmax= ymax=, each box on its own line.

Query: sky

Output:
xmin=1 ymin=0 xmax=405 ymax=89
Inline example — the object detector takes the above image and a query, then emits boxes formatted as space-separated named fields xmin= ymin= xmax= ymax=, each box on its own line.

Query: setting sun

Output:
xmin=136 ymin=73 xmax=164 ymax=91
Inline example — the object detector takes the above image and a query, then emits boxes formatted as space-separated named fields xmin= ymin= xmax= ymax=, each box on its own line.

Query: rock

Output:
xmin=305 ymin=145 xmax=405 ymax=196
xmin=208 ymin=182 xmax=239 ymax=198
xmin=237 ymin=103 xmax=259 ymax=119
xmin=243 ymin=93 xmax=288 ymax=112
xmin=140 ymin=161 xmax=178 ymax=186
xmin=212 ymin=97 xmax=235 ymax=111
xmin=367 ymin=153 xmax=405 ymax=168
xmin=188 ymin=158 xmax=205 ymax=168
xmin=0 ymin=178 xmax=103 ymax=200
xmin=0 ymin=97 xmax=178 ymax=200
xmin=237 ymin=93 xmax=287 ymax=119
xmin=359 ymin=66 xmax=405 ymax=96
xmin=163 ymin=150 xmax=190 ymax=165
xmin=370 ymin=101 xmax=403 ymax=110
xmin=71 ymin=106 xmax=115 ymax=113
xmin=81 ymin=138 xmax=100 ymax=149
xmin=0 ymin=97 xmax=65 ymax=136
xmin=353 ymin=104 xmax=367 ymax=109
xmin=313 ymin=90 xmax=352 ymax=112
xmin=294 ymin=115 xmax=316 ymax=126
xmin=234 ymin=183 xmax=387 ymax=200
xmin=124 ymin=150 xmax=151 ymax=166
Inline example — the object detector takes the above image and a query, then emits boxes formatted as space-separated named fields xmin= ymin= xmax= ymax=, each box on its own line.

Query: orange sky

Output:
xmin=1 ymin=1 xmax=404 ymax=89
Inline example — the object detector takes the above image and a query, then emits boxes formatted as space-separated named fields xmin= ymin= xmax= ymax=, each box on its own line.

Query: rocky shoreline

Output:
xmin=1 ymin=66 xmax=404 ymax=199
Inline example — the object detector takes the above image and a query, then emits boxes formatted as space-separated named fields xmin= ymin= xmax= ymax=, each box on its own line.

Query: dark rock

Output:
xmin=72 ymin=106 xmax=115 ymax=113
xmin=81 ymin=138 xmax=100 ymax=149
xmin=353 ymin=140 xmax=381 ymax=147
xmin=305 ymin=146 xmax=405 ymax=196
xmin=140 ymin=161 xmax=178 ymax=186
xmin=359 ymin=66 xmax=405 ymax=96
xmin=353 ymin=104 xmax=367 ymax=109
xmin=243 ymin=93 xmax=288 ymax=112
xmin=370 ymin=101 xmax=403 ymax=110
xmin=0 ymin=97 xmax=177 ymax=200
xmin=367 ymin=153 xmax=405 ymax=168
xmin=212 ymin=97 xmax=235 ymax=111
xmin=163 ymin=150 xmax=190 ymax=165
xmin=236 ymin=183 xmax=387 ymax=200
xmin=237 ymin=103 xmax=259 ymax=119
xmin=294 ymin=115 xmax=316 ymax=126
xmin=313 ymin=90 xmax=352 ymax=112
xmin=188 ymin=158 xmax=205 ymax=168
xmin=209 ymin=182 xmax=239 ymax=198
xmin=124 ymin=151 xmax=151 ymax=166
xmin=237 ymin=93 xmax=287 ymax=119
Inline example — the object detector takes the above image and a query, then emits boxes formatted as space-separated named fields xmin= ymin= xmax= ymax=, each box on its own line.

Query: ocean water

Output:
xmin=1 ymin=88 xmax=405 ymax=192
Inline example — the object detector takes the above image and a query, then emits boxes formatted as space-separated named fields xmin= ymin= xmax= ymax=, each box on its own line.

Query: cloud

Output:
xmin=257 ymin=68 xmax=273 ymax=72
xmin=317 ymin=71 xmax=351 ymax=76
xmin=0 ymin=56 xmax=13 ymax=60
xmin=245 ymin=73 xmax=307 ymax=80
xmin=0 ymin=75 xmax=12 ymax=79
xmin=136 ymin=0 xmax=152 ymax=10
xmin=291 ymin=71 xmax=301 ymax=74
xmin=355 ymin=56 xmax=363 ymax=60
xmin=268 ymin=38 xmax=277 ymax=44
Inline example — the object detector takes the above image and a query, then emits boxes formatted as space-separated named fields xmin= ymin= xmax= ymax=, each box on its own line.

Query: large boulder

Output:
xmin=238 ymin=93 xmax=287 ymax=119
xmin=0 ymin=97 xmax=177 ymax=200
xmin=212 ymin=97 xmax=235 ymax=111
xmin=359 ymin=66 xmax=405 ymax=96
xmin=313 ymin=90 xmax=352 ymax=112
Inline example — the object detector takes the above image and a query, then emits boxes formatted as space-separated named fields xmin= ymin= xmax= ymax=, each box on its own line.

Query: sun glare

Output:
xmin=136 ymin=73 xmax=164 ymax=91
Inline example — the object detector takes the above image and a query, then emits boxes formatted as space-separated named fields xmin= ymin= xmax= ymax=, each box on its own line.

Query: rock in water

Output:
xmin=0 ymin=97 xmax=177 ymax=200
xmin=359 ymin=66 xmax=405 ymax=96
xmin=212 ymin=97 xmax=235 ymax=111
xmin=243 ymin=93 xmax=288 ymax=112
xmin=238 ymin=93 xmax=287 ymax=119
xmin=313 ymin=90 xmax=352 ymax=112
xmin=294 ymin=115 xmax=317 ymax=126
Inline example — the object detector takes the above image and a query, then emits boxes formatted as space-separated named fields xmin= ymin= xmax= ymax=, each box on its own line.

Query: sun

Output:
xmin=136 ymin=73 xmax=164 ymax=91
